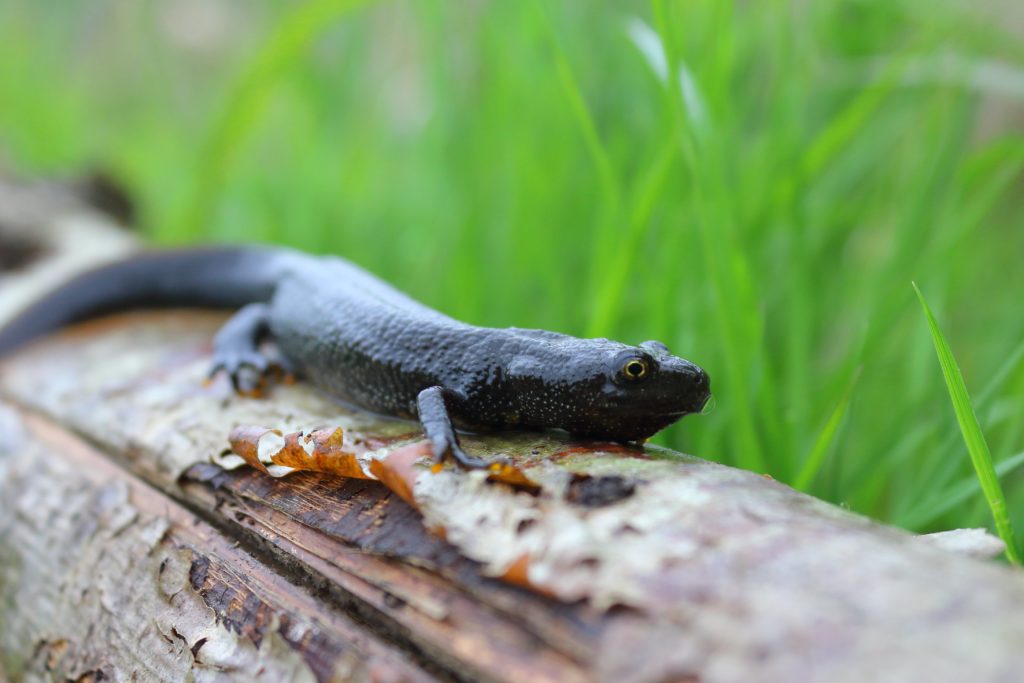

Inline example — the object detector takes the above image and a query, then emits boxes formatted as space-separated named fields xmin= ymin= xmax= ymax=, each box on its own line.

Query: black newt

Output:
xmin=0 ymin=247 xmax=711 ymax=468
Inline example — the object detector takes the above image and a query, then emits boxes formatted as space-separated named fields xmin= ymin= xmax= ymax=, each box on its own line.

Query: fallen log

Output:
xmin=0 ymin=173 xmax=137 ymax=328
xmin=2 ymin=180 xmax=1024 ymax=682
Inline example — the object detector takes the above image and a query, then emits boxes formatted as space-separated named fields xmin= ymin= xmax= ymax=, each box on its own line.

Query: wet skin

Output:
xmin=0 ymin=247 xmax=711 ymax=468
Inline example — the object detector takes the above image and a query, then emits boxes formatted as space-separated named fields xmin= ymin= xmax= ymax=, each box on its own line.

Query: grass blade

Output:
xmin=536 ymin=14 xmax=621 ymax=212
xmin=532 ymin=2 xmax=625 ymax=329
xmin=586 ymin=140 xmax=675 ymax=336
xmin=902 ymin=450 xmax=1024 ymax=530
xmin=183 ymin=0 xmax=376 ymax=238
xmin=793 ymin=369 xmax=860 ymax=491
xmin=913 ymin=282 xmax=1020 ymax=564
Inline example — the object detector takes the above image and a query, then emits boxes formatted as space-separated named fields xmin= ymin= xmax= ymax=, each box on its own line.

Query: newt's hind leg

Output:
xmin=417 ymin=386 xmax=502 ymax=470
xmin=209 ymin=303 xmax=291 ymax=395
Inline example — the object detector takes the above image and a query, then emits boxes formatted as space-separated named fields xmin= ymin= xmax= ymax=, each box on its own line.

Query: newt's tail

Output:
xmin=0 ymin=246 xmax=289 ymax=356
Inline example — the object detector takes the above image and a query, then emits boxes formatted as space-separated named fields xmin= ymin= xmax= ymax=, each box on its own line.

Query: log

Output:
xmin=0 ymin=173 xmax=138 ymax=328
xmin=2 ymin=178 xmax=1024 ymax=682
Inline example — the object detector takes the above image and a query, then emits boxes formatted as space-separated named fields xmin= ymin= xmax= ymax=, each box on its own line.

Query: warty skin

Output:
xmin=0 ymin=247 xmax=711 ymax=468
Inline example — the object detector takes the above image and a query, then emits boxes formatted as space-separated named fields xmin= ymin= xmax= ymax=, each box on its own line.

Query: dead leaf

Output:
xmin=227 ymin=425 xmax=370 ymax=479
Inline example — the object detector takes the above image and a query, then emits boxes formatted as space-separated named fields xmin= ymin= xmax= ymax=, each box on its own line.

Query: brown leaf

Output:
xmin=228 ymin=425 xmax=370 ymax=479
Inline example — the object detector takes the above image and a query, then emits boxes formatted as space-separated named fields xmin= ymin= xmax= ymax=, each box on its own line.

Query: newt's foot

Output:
xmin=438 ymin=441 xmax=511 ymax=471
xmin=209 ymin=303 xmax=296 ymax=396
xmin=208 ymin=351 xmax=290 ymax=396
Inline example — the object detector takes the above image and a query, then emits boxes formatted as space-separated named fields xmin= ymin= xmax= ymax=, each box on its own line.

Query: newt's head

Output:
xmin=584 ymin=339 xmax=710 ymax=441
xmin=507 ymin=336 xmax=711 ymax=442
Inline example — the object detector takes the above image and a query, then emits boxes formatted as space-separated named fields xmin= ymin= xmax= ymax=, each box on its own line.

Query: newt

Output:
xmin=0 ymin=247 xmax=710 ymax=468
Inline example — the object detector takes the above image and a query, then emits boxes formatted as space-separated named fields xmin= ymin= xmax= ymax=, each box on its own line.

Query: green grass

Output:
xmin=1 ymin=0 xmax=1023 ymax=543
xmin=914 ymin=283 xmax=1020 ymax=563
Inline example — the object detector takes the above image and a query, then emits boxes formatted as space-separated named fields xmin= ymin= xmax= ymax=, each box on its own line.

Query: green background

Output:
xmin=2 ymin=0 xmax=1023 ymax=539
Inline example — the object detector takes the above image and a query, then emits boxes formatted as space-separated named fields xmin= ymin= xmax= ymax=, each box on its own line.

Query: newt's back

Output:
xmin=267 ymin=256 xmax=484 ymax=416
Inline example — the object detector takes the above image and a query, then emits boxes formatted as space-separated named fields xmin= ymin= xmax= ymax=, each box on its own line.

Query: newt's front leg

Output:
xmin=416 ymin=386 xmax=493 ymax=470
xmin=209 ymin=303 xmax=291 ymax=395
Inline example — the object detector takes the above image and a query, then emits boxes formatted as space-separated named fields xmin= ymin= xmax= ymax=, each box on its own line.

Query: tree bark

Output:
xmin=2 ymin=177 xmax=1024 ymax=683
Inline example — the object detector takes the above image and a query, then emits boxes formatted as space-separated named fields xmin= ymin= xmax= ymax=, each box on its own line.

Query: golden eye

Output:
xmin=622 ymin=359 xmax=648 ymax=380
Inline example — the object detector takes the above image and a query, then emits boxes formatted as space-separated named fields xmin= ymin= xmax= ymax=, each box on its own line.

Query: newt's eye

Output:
xmin=622 ymin=358 xmax=649 ymax=380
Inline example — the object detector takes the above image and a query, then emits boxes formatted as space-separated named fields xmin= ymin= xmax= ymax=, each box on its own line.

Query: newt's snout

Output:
xmin=685 ymin=363 xmax=712 ymax=413
xmin=651 ymin=355 xmax=710 ymax=415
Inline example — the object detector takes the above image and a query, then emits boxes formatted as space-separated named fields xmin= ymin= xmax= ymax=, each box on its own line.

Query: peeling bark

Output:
xmin=3 ymin=312 xmax=1024 ymax=683
xmin=0 ymin=406 xmax=434 ymax=682
xmin=2 ymin=183 xmax=1024 ymax=682
xmin=0 ymin=409 xmax=312 ymax=681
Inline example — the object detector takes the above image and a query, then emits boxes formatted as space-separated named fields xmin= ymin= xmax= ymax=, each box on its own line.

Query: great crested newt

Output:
xmin=0 ymin=247 xmax=711 ymax=468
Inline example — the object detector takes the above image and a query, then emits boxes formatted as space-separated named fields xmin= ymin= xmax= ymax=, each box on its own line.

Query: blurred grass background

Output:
xmin=1 ymin=0 xmax=1023 ymax=539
